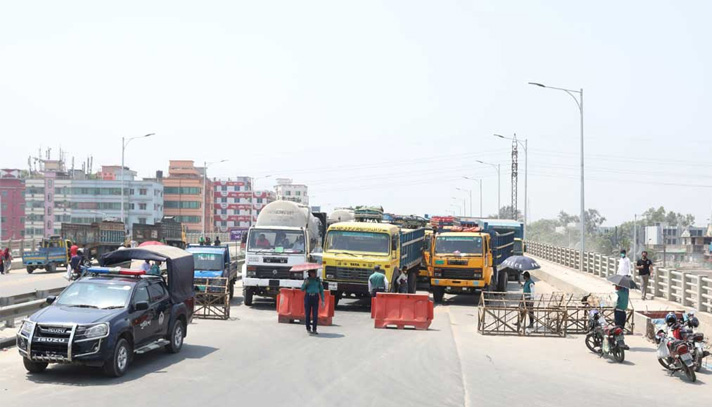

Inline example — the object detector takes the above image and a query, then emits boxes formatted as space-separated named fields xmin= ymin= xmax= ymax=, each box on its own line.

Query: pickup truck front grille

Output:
xmin=324 ymin=266 xmax=371 ymax=282
xmin=255 ymin=266 xmax=295 ymax=279
xmin=30 ymin=324 xmax=74 ymax=361
xmin=440 ymin=268 xmax=483 ymax=280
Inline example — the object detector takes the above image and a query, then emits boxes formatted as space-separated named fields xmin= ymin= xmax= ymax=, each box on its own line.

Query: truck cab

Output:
xmin=321 ymin=222 xmax=425 ymax=304
xmin=186 ymin=245 xmax=238 ymax=299
xmin=22 ymin=236 xmax=72 ymax=274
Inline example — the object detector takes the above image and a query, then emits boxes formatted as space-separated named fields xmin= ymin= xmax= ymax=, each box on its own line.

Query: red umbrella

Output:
xmin=139 ymin=241 xmax=165 ymax=247
xmin=290 ymin=263 xmax=321 ymax=272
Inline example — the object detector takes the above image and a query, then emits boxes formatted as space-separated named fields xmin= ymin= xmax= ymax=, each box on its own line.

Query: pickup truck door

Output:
xmin=130 ymin=284 xmax=154 ymax=346
xmin=147 ymin=281 xmax=171 ymax=339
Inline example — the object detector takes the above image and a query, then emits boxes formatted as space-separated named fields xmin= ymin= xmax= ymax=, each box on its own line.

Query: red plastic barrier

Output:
xmin=371 ymin=293 xmax=434 ymax=330
xmin=276 ymin=288 xmax=335 ymax=326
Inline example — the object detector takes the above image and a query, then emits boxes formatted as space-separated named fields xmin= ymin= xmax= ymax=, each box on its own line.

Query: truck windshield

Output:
xmin=55 ymin=281 xmax=133 ymax=309
xmin=326 ymin=231 xmax=389 ymax=254
xmin=192 ymin=253 xmax=224 ymax=271
xmin=247 ymin=229 xmax=306 ymax=254
xmin=435 ymin=236 xmax=483 ymax=255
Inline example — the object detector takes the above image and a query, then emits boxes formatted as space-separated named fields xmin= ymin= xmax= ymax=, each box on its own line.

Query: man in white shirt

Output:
xmin=140 ymin=260 xmax=152 ymax=273
xmin=617 ymin=249 xmax=631 ymax=276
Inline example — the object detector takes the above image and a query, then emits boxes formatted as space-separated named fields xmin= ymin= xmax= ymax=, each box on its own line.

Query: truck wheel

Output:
xmin=23 ymin=358 xmax=48 ymax=373
xmin=46 ymin=263 xmax=56 ymax=273
xmin=496 ymin=269 xmax=508 ymax=292
xmin=229 ymin=283 xmax=235 ymax=300
xmin=103 ymin=337 xmax=131 ymax=377
xmin=165 ymin=319 xmax=185 ymax=354
xmin=334 ymin=291 xmax=342 ymax=307
xmin=244 ymin=287 xmax=254 ymax=306
xmin=433 ymin=287 xmax=444 ymax=303
xmin=27 ymin=266 xmax=35 ymax=274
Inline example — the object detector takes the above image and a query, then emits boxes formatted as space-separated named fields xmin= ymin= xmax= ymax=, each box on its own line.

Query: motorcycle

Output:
xmin=584 ymin=309 xmax=626 ymax=363
xmin=680 ymin=316 xmax=709 ymax=372
xmin=656 ymin=330 xmax=697 ymax=382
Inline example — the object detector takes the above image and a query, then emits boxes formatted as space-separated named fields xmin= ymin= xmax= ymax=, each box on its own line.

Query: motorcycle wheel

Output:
xmin=658 ymin=357 xmax=674 ymax=371
xmin=585 ymin=333 xmax=602 ymax=353
xmin=682 ymin=364 xmax=697 ymax=383
xmin=612 ymin=348 xmax=625 ymax=363
xmin=694 ymin=354 xmax=702 ymax=372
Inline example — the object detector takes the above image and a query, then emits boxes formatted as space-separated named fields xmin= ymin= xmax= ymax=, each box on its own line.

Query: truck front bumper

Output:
xmin=431 ymin=279 xmax=484 ymax=292
xmin=243 ymin=278 xmax=303 ymax=288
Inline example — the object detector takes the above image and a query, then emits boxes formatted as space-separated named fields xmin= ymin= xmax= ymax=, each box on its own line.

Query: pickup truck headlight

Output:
xmin=79 ymin=323 xmax=109 ymax=339
xmin=19 ymin=320 xmax=35 ymax=337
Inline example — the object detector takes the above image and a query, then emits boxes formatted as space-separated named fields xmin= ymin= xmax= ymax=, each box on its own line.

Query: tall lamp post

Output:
xmin=476 ymin=160 xmax=500 ymax=218
xmin=494 ymin=134 xmax=528 ymax=236
xmin=451 ymin=197 xmax=464 ymax=216
xmin=462 ymin=177 xmax=483 ymax=217
xmin=529 ymin=82 xmax=584 ymax=271
xmin=121 ymin=133 xmax=154 ymax=234
xmin=250 ymin=175 xmax=272 ymax=228
xmin=455 ymin=188 xmax=472 ymax=217
xmin=202 ymin=159 xmax=228 ymax=237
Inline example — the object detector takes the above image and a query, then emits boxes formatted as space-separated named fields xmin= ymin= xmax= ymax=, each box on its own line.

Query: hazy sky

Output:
xmin=2 ymin=1 xmax=711 ymax=226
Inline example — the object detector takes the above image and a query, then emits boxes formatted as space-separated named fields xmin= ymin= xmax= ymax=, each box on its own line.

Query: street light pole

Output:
xmin=529 ymin=82 xmax=584 ymax=271
xmin=476 ymin=160 xmax=501 ymax=218
xmin=202 ymin=160 xmax=228 ymax=237
xmin=121 ymin=133 xmax=154 ymax=235
xmin=455 ymin=188 xmax=472 ymax=217
xmin=462 ymin=178 xmax=483 ymax=218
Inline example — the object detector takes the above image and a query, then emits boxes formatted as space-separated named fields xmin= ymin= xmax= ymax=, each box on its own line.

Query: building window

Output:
xmin=129 ymin=189 xmax=135 ymax=195
xmin=285 ymin=191 xmax=291 ymax=196
xmin=139 ymin=188 xmax=147 ymax=195
xmin=164 ymin=187 xmax=201 ymax=195
xmin=175 ymin=216 xmax=201 ymax=223
xmin=130 ymin=203 xmax=135 ymax=210
xmin=164 ymin=201 xmax=201 ymax=209
xmin=138 ymin=217 xmax=147 ymax=224
xmin=296 ymin=191 xmax=301 ymax=196
xmin=139 ymin=203 xmax=147 ymax=210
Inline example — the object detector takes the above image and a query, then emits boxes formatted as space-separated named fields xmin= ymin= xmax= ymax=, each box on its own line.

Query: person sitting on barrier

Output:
xmin=301 ymin=268 xmax=325 ymax=334
xmin=614 ymin=284 xmax=630 ymax=350
xmin=368 ymin=265 xmax=389 ymax=297
xmin=521 ymin=271 xmax=536 ymax=329
xmin=396 ymin=266 xmax=409 ymax=293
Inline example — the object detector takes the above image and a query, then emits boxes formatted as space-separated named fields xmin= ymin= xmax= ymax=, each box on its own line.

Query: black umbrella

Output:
xmin=501 ymin=256 xmax=541 ymax=271
xmin=607 ymin=274 xmax=639 ymax=290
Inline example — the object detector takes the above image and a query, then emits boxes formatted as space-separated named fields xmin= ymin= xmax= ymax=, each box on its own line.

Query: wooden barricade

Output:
xmin=478 ymin=292 xmax=568 ymax=337
xmin=560 ymin=293 xmax=635 ymax=335
xmin=194 ymin=277 xmax=230 ymax=320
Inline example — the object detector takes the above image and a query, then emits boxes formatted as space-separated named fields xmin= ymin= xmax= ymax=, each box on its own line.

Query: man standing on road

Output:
xmin=301 ymin=268 xmax=325 ymax=334
xmin=616 ymin=249 xmax=631 ymax=276
xmin=368 ymin=265 xmax=389 ymax=297
xmin=396 ymin=266 xmax=409 ymax=293
xmin=3 ymin=248 xmax=12 ymax=273
xmin=636 ymin=251 xmax=654 ymax=300
xmin=614 ymin=284 xmax=630 ymax=349
xmin=214 ymin=236 xmax=221 ymax=246
xmin=521 ymin=271 xmax=536 ymax=329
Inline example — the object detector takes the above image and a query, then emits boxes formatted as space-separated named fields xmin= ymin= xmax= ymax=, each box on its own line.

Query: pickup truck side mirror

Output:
xmin=134 ymin=301 xmax=149 ymax=312
xmin=46 ymin=296 xmax=56 ymax=305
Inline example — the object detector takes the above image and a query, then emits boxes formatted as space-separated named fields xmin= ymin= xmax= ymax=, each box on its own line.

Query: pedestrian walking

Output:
xmin=616 ymin=249 xmax=631 ymax=276
xmin=396 ymin=266 xmax=409 ymax=293
xmin=368 ymin=265 xmax=389 ymax=297
xmin=0 ymin=255 xmax=4 ymax=275
xmin=521 ymin=271 xmax=536 ymax=329
xmin=301 ymin=269 xmax=325 ymax=334
xmin=3 ymin=247 xmax=12 ymax=274
xmin=636 ymin=251 xmax=654 ymax=300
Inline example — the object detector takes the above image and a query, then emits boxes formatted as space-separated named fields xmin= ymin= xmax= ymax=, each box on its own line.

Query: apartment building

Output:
xmin=163 ymin=160 xmax=214 ymax=234
xmin=213 ymin=176 xmax=276 ymax=232
xmin=274 ymin=178 xmax=309 ymax=205
xmin=0 ymin=169 xmax=25 ymax=240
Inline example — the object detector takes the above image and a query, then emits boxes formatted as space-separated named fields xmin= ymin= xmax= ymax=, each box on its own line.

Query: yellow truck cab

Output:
xmin=322 ymin=222 xmax=425 ymax=305
xmin=428 ymin=226 xmax=514 ymax=303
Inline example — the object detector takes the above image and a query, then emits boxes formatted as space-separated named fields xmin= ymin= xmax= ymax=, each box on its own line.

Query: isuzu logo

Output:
xmin=40 ymin=327 xmax=68 ymax=335
xmin=35 ymin=337 xmax=66 ymax=343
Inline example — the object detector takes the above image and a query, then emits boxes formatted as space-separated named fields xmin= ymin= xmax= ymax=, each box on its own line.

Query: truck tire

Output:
xmin=432 ymin=287 xmax=444 ymax=303
xmin=496 ymin=269 xmax=508 ymax=292
xmin=244 ymin=287 xmax=254 ymax=306
xmin=408 ymin=270 xmax=417 ymax=293
xmin=165 ymin=319 xmax=185 ymax=354
xmin=103 ymin=337 xmax=131 ymax=377
xmin=27 ymin=266 xmax=35 ymax=274
xmin=46 ymin=263 xmax=56 ymax=273
xmin=334 ymin=291 xmax=342 ymax=307
xmin=23 ymin=358 xmax=48 ymax=373
xmin=229 ymin=282 xmax=235 ymax=300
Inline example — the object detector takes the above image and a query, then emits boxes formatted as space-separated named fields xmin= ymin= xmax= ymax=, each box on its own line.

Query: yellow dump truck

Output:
xmin=321 ymin=222 xmax=425 ymax=305
xmin=428 ymin=227 xmax=514 ymax=303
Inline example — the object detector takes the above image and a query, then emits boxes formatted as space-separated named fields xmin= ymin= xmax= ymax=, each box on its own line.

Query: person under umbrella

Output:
xmin=301 ymin=268 xmax=325 ymax=335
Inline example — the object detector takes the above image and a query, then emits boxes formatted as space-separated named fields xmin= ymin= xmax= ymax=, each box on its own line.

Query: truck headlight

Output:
xmin=326 ymin=274 xmax=335 ymax=279
xmin=433 ymin=269 xmax=443 ymax=278
xmin=246 ymin=271 xmax=257 ymax=277
xmin=80 ymin=323 xmax=109 ymax=339
xmin=19 ymin=320 xmax=35 ymax=337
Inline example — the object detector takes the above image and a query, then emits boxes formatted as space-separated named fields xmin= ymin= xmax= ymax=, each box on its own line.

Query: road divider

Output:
xmin=276 ymin=288 xmax=335 ymax=326
xmin=371 ymin=293 xmax=433 ymax=330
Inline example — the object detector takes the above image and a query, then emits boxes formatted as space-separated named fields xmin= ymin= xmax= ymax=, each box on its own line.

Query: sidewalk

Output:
xmin=529 ymin=255 xmax=712 ymax=337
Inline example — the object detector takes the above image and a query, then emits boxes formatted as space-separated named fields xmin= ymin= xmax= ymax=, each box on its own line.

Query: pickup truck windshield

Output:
xmin=247 ymin=229 xmax=306 ymax=254
xmin=193 ymin=253 xmax=224 ymax=271
xmin=55 ymin=282 xmax=133 ymax=309
xmin=326 ymin=231 xmax=389 ymax=254
xmin=435 ymin=236 xmax=483 ymax=255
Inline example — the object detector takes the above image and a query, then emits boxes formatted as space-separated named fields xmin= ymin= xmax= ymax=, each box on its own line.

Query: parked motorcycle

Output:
xmin=657 ymin=330 xmax=697 ymax=382
xmin=680 ymin=313 xmax=710 ymax=372
xmin=584 ymin=309 xmax=626 ymax=363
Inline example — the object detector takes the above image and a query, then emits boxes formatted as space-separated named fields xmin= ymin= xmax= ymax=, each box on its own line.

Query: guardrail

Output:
xmin=526 ymin=241 xmax=712 ymax=315
xmin=0 ymin=287 xmax=66 ymax=328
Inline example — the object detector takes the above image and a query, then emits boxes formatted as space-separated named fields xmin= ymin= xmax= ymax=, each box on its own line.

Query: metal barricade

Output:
xmin=478 ymin=292 xmax=568 ymax=337
xmin=193 ymin=277 xmax=230 ymax=320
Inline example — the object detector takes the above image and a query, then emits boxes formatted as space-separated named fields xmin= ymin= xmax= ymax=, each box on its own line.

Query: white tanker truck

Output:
xmin=242 ymin=200 xmax=323 ymax=306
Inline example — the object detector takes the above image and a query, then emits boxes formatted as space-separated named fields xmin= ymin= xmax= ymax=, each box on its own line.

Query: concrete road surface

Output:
xmin=0 ymin=281 xmax=709 ymax=407
xmin=0 ymin=267 xmax=68 ymax=297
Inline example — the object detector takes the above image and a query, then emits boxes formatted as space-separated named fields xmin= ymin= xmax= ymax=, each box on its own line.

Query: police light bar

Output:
xmin=87 ymin=267 xmax=146 ymax=276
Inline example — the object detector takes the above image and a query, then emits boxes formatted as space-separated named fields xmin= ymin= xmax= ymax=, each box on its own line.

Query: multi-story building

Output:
xmin=24 ymin=166 xmax=163 ymax=239
xmin=274 ymin=178 xmax=309 ymax=206
xmin=0 ymin=169 xmax=26 ymax=240
xmin=212 ymin=177 xmax=276 ymax=232
xmin=163 ymin=160 xmax=214 ymax=234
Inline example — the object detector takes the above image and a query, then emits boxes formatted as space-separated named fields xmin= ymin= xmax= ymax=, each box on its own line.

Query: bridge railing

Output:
xmin=526 ymin=241 xmax=712 ymax=315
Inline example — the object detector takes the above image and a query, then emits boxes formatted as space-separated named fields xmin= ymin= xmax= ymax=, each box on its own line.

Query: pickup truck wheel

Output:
xmin=104 ymin=338 xmax=131 ymax=377
xmin=243 ymin=288 xmax=254 ymax=306
xmin=26 ymin=266 xmax=35 ymax=274
xmin=165 ymin=319 xmax=185 ymax=354
xmin=23 ymin=358 xmax=48 ymax=373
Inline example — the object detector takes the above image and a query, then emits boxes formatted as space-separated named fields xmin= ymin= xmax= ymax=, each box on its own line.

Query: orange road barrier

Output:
xmin=371 ymin=293 xmax=434 ymax=330
xmin=276 ymin=288 xmax=335 ymax=326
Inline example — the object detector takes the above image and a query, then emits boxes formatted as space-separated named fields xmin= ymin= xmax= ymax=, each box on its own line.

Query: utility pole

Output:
xmin=511 ymin=134 xmax=519 ymax=220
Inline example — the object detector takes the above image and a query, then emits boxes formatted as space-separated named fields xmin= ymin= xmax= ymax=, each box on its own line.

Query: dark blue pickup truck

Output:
xmin=17 ymin=246 xmax=195 ymax=377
